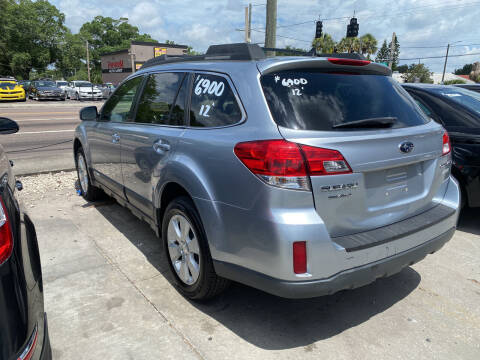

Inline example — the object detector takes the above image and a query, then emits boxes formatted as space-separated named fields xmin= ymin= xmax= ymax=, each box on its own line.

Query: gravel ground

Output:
xmin=18 ymin=170 xmax=78 ymax=206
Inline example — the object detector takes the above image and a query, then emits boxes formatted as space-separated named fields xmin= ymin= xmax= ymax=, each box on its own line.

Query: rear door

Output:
xmin=118 ymin=72 xmax=188 ymax=218
xmin=261 ymin=67 xmax=449 ymax=237
xmin=88 ymin=76 xmax=144 ymax=195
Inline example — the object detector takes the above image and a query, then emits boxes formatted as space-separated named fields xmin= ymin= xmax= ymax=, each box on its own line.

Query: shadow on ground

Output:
xmin=457 ymin=207 xmax=480 ymax=236
xmin=95 ymin=200 xmax=421 ymax=350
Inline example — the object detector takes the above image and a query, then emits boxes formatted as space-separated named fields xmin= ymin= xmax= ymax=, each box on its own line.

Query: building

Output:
xmin=101 ymin=41 xmax=188 ymax=84
xmin=392 ymin=71 xmax=476 ymax=84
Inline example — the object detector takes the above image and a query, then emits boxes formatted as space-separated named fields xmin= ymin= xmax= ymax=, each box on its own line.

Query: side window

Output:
xmin=135 ymin=72 xmax=185 ymax=125
xmin=101 ymin=76 xmax=143 ymax=123
xmin=190 ymin=73 xmax=242 ymax=127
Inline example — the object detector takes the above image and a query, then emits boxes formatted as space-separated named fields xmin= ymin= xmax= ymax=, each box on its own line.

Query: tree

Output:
xmin=0 ymin=0 xmax=68 ymax=79
xmin=395 ymin=64 xmax=409 ymax=73
xmin=443 ymin=79 xmax=466 ymax=85
xmin=401 ymin=63 xmax=433 ymax=83
xmin=275 ymin=45 xmax=308 ymax=56
xmin=454 ymin=63 xmax=473 ymax=75
xmin=56 ymin=32 xmax=85 ymax=79
xmin=312 ymin=33 xmax=336 ymax=53
xmin=375 ymin=40 xmax=389 ymax=63
xmin=336 ymin=37 xmax=360 ymax=53
xmin=390 ymin=36 xmax=400 ymax=70
xmin=359 ymin=33 xmax=378 ymax=58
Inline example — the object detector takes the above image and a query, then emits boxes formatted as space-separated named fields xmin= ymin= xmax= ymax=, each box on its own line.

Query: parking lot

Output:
xmin=16 ymin=171 xmax=480 ymax=360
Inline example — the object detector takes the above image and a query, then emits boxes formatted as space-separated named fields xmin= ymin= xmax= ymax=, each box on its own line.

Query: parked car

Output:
xmin=55 ymin=80 xmax=69 ymax=95
xmin=453 ymin=83 xmax=480 ymax=94
xmin=0 ymin=78 xmax=26 ymax=101
xmin=73 ymin=44 xmax=460 ymax=300
xmin=101 ymin=83 xmax=116 ymax=99
xmin=0 ymin=117 xmax=52 ymax=359
xmin=17 ymin=80 xmax=31 ymax=91
xmin=66 ymin=81 xmax=103 ymax=101
xmin=28 ymin=80 xmax=65 ymax=101
xmin=403 ymin=84 xmax=480 ymax=207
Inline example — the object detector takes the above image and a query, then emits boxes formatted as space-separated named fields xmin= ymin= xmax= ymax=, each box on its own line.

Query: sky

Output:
xmin=50 ymin=0 xmax=480 ymax=73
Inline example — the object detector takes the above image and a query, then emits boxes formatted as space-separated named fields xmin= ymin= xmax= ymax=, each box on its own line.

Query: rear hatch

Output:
xmin=260 ymin=59 xmax=449 ymax=237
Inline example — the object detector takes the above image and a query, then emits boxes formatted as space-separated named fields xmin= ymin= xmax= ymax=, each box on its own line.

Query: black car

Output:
xmin=403 ymin=84 xmax=480 ymax=207
xmin=0 ymin=117 xmax=52 ymax=359
xmin=28 ymin=80 xmax=65 ymax=101
xmin=453 ymin=83 xmax=480 ymax=94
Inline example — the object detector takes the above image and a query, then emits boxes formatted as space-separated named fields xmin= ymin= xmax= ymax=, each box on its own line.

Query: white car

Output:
xmin=66 ymin=81 xmax=103 ymax=101
xmin=55 ymin=80 xmax=69 ymax=95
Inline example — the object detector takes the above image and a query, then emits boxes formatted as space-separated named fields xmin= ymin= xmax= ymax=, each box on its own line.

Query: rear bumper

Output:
xmin=214 ymin=227 xmax=455 ymax=298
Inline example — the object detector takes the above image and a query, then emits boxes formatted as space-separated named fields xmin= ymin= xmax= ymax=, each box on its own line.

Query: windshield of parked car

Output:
xmin=77 ymin=82 xmax=93 ymax=87
xmin=36 ymin=81 xmax=56 ymax=87
xmin=56 ymin=81 xmax=68 ymax=86
xmin=0 ymin=81 xmax=16 ymax=88
xmin=261 ymin=70 xmax=430 ymax=131
xmin=431 ymin=87 xmax=480 ymax=115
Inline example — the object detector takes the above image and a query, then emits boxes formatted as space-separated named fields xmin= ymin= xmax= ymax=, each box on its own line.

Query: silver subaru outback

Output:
xmin=73 ymin=44 xmax=460 ymax=300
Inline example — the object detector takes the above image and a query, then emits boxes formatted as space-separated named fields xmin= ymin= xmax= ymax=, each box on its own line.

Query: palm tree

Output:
xmin=312 ymin=33 xmax=336 ymax=54
xmin=359 ymin=33 xmax=378 ymax=58
xmin=336 ymin=37 xmax=360 ymax=53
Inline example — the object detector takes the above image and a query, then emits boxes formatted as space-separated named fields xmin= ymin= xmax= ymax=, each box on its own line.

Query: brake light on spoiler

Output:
xmin=234 ymin=140 xmax=352 ymax=191
xmin=327 ymin=58 xmax=371 ymax=66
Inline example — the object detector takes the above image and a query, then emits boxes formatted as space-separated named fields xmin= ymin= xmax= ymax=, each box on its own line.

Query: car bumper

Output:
xmin=0 ymin=93 xmax=25 ymax=100
xmin=214 ymin=227 xmax=455 ymax=298
xmin=78 ymin=94 xmax=103 ymax=100
xmin=199 ymin=176 xmax=460 ymax=298
xmin=37 ymin=93 xmax=65 ymax=100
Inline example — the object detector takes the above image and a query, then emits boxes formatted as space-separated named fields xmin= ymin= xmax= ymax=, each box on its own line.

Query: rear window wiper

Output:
xmin=332 ymin=117 xmax=397 ymax=129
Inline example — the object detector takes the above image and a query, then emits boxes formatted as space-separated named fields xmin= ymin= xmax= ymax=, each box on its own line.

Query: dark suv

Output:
xmin=0 ymin=117 xmax=51 ymax=359
xmin=74 ymin=44 xmax=459 ymax=300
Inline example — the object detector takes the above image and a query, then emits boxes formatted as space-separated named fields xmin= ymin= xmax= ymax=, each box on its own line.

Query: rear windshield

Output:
xmin=261 ymin=70 xmax=429 ymax=131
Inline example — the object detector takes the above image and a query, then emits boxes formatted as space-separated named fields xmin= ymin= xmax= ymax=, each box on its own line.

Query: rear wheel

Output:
xmin=75 ymin=149 xmax=102 ymax=201
xmin=162 ymin=196 xmax=230 ymax=300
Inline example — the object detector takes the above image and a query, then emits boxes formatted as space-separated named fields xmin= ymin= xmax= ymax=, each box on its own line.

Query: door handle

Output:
xmin=112 ymin=133 xmax=120 ymax=143
xmin=153 ymin=140 xmax=171 ymax=153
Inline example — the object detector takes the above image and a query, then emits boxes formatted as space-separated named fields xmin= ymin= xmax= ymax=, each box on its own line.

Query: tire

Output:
xmin=75 ymin=149 xmax=102 ymax=201
xmin=162 ymin=196 xmax=230 ymax=300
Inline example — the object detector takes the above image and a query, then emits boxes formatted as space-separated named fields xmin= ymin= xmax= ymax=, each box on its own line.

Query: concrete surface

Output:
xmin=0 ymin=100 xmax=103 ymax=175
xmin=18 ymin=172 xmax=480 ymax=360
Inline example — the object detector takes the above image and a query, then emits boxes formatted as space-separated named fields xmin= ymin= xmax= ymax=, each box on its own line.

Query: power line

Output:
xmin=402 ymin=43 xmax=480 ymax=49
xmin=399 ymin=52 xmax=480 ymax=61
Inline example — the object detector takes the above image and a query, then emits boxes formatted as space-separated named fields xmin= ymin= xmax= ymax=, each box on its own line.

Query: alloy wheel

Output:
xmin=77 ymin=154 xmax=89 ymax=194
xmin=167 ymin=214 xmax=201 ymax=285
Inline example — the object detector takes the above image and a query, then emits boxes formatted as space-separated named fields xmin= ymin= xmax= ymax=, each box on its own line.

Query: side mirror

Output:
xmin=0 ymin=118 xmax=19 ymax=134
xmin=80 ymin=106 xmax=98 ymax=121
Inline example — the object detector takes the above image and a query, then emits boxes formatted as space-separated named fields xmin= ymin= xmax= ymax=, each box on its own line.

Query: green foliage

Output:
xmin=186 ymin=46 xmax=201 ymax=55
xmin=312 ymin=33 xmax=336 ymax=54
xmin=374 ymin=37 xmax=400 ymax=69
xmin=401 ymin=63 xmax=433 ymax=83
xmin=443 ymin=79 xmax=467 ymax=85
xmin=0 ymin=0 xmax=68 ymax=79
xmin=79 ymin=16 xmax=157 ymax=68
xmin=454 ymin=64 xmax=473 ymax=75
xmin=359 ymin=33 xmax=378 ymax=57
xmin=395 ymin=64 xmax=409 ymax=73
xmin=336 ymin=37 xmax=360 ymax=53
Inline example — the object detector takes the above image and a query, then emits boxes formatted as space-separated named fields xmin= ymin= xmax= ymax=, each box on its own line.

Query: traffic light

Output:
xmin=346 ymin=17 xmax=359 ymax=38
xmin=315 ymin=21 xmax=323 ymax=39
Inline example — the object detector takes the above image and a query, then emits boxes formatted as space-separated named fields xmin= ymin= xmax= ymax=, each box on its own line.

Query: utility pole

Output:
xmin=86 ymin=40 xmax=91 ymax=82
xmin=441 ymin=44 xmax=450 ymax=83
xmin=388 ymin=32 xmax=396 ymax=69
xmin=248 ymin=3 xmax=252 ymax=42
xmin=244 ymin=6 xmax=250 ymax=43
xmin=264 ymin=0 xmax=277 ymax=57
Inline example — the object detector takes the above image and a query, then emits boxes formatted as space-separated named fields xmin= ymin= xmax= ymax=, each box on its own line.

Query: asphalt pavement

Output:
xmin=0 ymin=99 xmax=104 ymax=175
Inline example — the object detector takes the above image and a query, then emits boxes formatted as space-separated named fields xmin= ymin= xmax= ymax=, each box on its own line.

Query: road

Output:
xmin=0 ymin=100 xmax=103 ymax=175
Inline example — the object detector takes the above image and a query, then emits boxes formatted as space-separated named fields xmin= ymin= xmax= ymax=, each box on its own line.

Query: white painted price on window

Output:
xmin=194 ymin=77 xmax=225 ymax=97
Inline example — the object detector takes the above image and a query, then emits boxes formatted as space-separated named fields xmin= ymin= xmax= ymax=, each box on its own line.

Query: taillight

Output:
xmin=293 ymin=241 xmax=307 ymax=274
xmin=234 ymin=140 xmax=352 ymax=190
xmin=442 ymin=131 xmax=451 ymax=156
xmin=18 ymin=324 xmax=38 ymax=360
xmin=0 ymin=197 xmax=13 ymax=265
xmin=327 ymin=58 xmax=371 ymax=66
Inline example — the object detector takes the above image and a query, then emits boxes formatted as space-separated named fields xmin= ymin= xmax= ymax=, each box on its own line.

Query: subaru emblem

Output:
xmin=399 ymin=141 xmax=414 ymax=154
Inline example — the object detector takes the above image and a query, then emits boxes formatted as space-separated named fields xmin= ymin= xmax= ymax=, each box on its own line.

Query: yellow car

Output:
xmin=0 ymin=79 xmax=26 ymax=101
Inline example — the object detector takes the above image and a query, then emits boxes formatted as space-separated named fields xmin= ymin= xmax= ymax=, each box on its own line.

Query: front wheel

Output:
xmin=162 ymin=197 xmax=230 ymax=300
xmin=75 ymin=149 xmax=102 ymax=201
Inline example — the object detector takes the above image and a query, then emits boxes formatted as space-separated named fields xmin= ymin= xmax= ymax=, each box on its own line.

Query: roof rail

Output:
xmin=138 ymin=43 xmax=367 ymax=70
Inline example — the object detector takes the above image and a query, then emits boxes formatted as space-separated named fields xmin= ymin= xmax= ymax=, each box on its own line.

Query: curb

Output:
xmin=16 ymin=168 xmax=76 ymax=177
